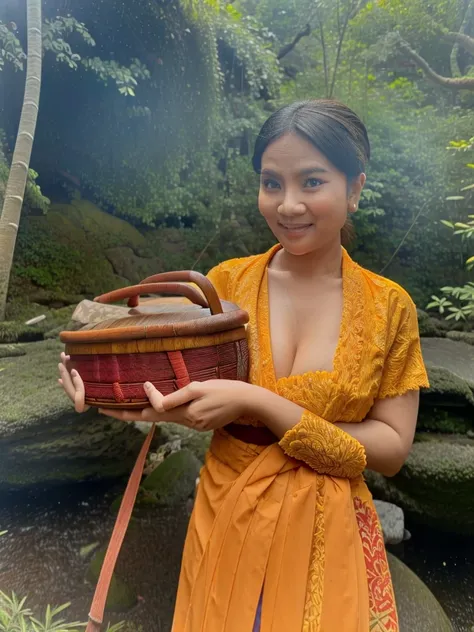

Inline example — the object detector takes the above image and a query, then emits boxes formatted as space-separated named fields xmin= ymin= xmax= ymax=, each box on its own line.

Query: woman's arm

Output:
xmin=245 ymin=385 xmax=419 ymax=477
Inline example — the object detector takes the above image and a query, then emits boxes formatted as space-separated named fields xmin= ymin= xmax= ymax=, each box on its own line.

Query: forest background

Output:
xmin=1 ymin=0 xmax=473 ymax=324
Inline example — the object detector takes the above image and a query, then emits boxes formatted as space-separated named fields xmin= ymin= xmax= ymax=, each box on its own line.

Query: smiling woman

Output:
xmin=58 ymin=99 xmax=429 ymax=632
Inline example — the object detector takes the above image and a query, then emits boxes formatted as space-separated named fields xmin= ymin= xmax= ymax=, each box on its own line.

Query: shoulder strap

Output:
xmin=86 ymin=423 xmax=156 ymax=632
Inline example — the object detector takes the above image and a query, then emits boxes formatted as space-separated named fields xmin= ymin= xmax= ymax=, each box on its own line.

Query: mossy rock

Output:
xmin=0 ymin=344 xmax=26 ymax=358
xmin=154 ymin=422 xmax=212 ymax=462
xmin=0 ymin=305 xmax=76 ymax=343
xmin=365 ymin=434 xmax=474 ymax=534
xmin=446 ymin=330 xmax=474 ymax=346
xmin=417 ymin=309 xmax=447 ymax=338
xmin=141 ymin=449 xmax=201 ymax=505
xmin=65 ymin=199 xmax=146 ymax=251
xmin=9 ymin=201 xmax=145 ymax=303
xmin=105 ymin=246 xmax=164 ymax=285
xmin=87 ymin=548 xmax=137 ymax=611
xmin=421 ymin=338 xmax=474 ymax=390
xmin=388 ymin=553 xmax=453 ymax=632
xmin=0 ymin=338 xmax=148 ymax=489
xmin=422 ymin=366 xmax=474 ymax=407
xmin=417 ymin=406 xmax=473 ymax=434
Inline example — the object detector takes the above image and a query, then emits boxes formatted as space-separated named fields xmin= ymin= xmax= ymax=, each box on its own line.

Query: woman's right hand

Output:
xmin=58 ymin=352 xmax=90 ymax=413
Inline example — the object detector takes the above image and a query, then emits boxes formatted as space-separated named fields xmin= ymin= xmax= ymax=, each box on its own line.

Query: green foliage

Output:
xmin=0 ymin=15 xmax=151 ymax=97
xmin=0 ymin=590 xmax=104 ymax=631
xmin=0 ymin=22 xmax=25 ymax=71
xmin=428 ymin=139 xmax=474 ymax=322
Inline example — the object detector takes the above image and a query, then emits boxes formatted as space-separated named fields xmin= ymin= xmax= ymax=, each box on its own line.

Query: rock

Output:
xmin=365 ymin=434 xmax=474 ymax=535
xmin=447 ymin=330 xmax=474 ymax=346
xmin=388 ymin=552 xmax=453 ymax=632
xmin=421 ymin=338 xmax=474 ymax=389
xmin=140 ymin=449 xmax=201 ymax=505
xmin=417 ymin=309 xmax=447 ymax=338
xmin=105 ymin=246 xmax=164 ymax=285
xmin=374 ymin=500 xmax=405 ymax=545
xmin=0 ymin=339 xmax=150 ymax=489
xmin=87 ymin=547 xmax=137 ymax=611
xmin=57 ymin=198 xmax=146 ymax=251
xmin=9 ymin=200 xmax=148 ymax=305
xmin=0 ymin=344 xmax=26 ymax=358
xmin=417 ymin=406 xmax=473 ymax=434
xmin=0 ymin=305 xmax=76 ymax=343
xmin=136 ymin=421 xmax=212 ymax=462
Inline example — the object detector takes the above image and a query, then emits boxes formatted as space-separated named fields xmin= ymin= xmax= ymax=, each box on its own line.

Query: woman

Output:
xmin=59 ymin=99 xmax=429 ymax=632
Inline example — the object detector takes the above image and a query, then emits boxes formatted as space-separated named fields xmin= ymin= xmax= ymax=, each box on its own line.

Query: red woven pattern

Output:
xmin=167 ymin=350 xmax=191 ymax=388
xmin=73 ymin=340 xmax=249 ymax=406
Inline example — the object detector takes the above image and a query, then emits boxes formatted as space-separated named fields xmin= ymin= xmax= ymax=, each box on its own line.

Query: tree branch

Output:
xmin=277 ymin=23 xmax=311 ymax=60
xmin=396 ymin=37 xmax=474 ymax=91
xmin=444 ymin=31 xmax=474 ymax=56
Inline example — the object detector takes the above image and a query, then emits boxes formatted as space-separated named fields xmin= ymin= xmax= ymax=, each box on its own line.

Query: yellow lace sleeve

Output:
xmin=377 ymin=290 xmax=430 ymax=399
xmin=279 ymin=411 xmax=367 ymax=479
xmin=206 ymin=262 xmax=230 ymax=301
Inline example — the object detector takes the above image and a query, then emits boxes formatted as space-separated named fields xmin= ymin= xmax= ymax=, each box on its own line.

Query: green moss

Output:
xmin=365 ymin=434 xmax=474 ymax=534
xmin=423 ymin=366 xmax=474 ymax=407
xmin=417 ymin=406 xmax=473 ymax=434
xmin=141 ymin=449 xmax=201 ymax=505
xmin=87 ymin=548 xmax=137 ymax=611
xmin=0 ymin=344 xmax=26 ymax=358
xmin=387 ymin=553 xmax=453 ymax=632
xmin=446 ymin=330 xmax=474 ymax=346
xmin=0 ymin=339 xmax=69 ymax=430
xmin=417 ymin=309 xmax=447 ymax=338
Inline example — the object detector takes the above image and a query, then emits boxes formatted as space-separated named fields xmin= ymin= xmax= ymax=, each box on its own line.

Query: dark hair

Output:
xmin=252 ymin=99 xmax=370 ymax=245
xmin=252 ymin=99 xmax=370 ymax=180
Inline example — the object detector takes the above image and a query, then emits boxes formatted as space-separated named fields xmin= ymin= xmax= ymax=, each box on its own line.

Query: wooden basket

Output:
xmin=59 ymin=271 xmax=249 ymax=409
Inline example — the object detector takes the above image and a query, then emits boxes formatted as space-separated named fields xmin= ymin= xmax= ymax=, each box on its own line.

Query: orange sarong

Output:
xmin=173 ymin=430 xmax=370 ymax=632
xmin=172 ymin=244 xmax=429 ymax=631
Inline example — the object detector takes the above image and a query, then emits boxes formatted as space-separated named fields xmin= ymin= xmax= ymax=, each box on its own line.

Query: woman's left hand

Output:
xmin=99 ymin=379 xmax=254 ymax=431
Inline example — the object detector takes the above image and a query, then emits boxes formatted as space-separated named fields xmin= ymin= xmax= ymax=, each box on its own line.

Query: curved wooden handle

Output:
xmin=93 ymin=281 xmax=220 ymax=313
xmin=139 ymin=271 xmax=223 ymax=316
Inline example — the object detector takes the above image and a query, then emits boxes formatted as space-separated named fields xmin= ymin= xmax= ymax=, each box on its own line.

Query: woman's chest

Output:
xmin=267 ymin=273 xmax=343 ymax=379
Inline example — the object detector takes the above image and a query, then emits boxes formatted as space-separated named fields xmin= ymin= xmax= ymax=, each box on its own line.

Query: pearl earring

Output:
xmin=349 ymin=203 xmax=357 ymax=213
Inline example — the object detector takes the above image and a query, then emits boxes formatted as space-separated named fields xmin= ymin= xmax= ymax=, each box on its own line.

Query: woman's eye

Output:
xmin=262 ymin=178 xmax=281 ymax=190
xmin=304 ymin=177 xmax=323 ymax=188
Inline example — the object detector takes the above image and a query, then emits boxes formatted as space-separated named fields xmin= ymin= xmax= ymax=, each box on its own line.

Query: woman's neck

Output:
xmin=270 ymin=239 xmax=343 ymax=281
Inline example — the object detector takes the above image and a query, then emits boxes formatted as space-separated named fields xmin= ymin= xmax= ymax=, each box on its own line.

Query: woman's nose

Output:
xmin=277 ymin=196 xmax=307 ymax=216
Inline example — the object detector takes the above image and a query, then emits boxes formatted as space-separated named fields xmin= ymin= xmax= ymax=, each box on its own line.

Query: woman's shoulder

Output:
xmin=355 ymin=260 xmax=417 ymax=311
xmin=206 ymin=252 xmax=268 ymax=300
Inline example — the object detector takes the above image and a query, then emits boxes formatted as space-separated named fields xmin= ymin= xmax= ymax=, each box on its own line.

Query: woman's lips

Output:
xmin=278 ymin=222 xmax=313 ymax=236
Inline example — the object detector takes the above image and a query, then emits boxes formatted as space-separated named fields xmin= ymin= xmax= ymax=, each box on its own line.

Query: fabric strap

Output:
xmin=86 ymin=350 xmax=191 ymax=630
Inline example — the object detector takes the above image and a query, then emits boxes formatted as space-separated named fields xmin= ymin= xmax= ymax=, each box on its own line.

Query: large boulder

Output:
xmin=365 ymin=434 xmax=474 ymax=535
xmin=421 ymin=337 xmax=474 ymax=390
xmin=9 ymin=199 xmax=159 ymax=306
xmin=417 ymin=309 xmax=448 ymax=338
xmin=418 ymin=338 xmax=474 ymax=434
xmin=0 ymin=339 xmax=150 ymax=489
xmin=388 ymin=553 xmax=453 ymax=632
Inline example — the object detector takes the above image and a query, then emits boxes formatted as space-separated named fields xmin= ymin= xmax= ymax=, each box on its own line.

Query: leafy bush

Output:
xmin=428 ymin=138 xmax=474 ymax=323
xmin=0 ymin=590 xmax=125 ymax=631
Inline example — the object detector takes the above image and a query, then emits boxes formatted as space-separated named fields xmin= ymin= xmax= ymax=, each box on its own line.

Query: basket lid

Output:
xmin=59 ymin=271 xmax=248 ymax=344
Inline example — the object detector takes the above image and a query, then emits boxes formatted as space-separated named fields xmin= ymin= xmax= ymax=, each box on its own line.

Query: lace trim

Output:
xmin=279 ymin=410 xmax=367 ymax=480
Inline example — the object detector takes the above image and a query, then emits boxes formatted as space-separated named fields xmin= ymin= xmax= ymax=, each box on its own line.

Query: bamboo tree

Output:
xmin=0 ymin=0 xmax=42 ymax=321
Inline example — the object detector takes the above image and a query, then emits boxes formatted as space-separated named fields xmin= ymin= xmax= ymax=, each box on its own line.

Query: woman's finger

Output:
xmin=58 ymin=363 xmax=75 ymax=401
xmin=162 ymin=382 xmax=201 ymax=411
xmin=71 ymin=369 xmax=87 ymax=413
xmin=143 ymin=382 xmax=165 ymax=412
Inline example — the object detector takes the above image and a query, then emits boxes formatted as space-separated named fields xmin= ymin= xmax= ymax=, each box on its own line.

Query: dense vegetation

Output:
xmin=0 ymin=0 xmax=473 ymax=318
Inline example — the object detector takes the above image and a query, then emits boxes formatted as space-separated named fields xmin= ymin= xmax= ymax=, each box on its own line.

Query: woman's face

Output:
xmin=258 ymin=132 xmax=365 ymax=256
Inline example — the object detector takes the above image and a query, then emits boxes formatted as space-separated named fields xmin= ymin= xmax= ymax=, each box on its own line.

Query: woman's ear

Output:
xmin=348 ymin=173 xmax=366 ymax=212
